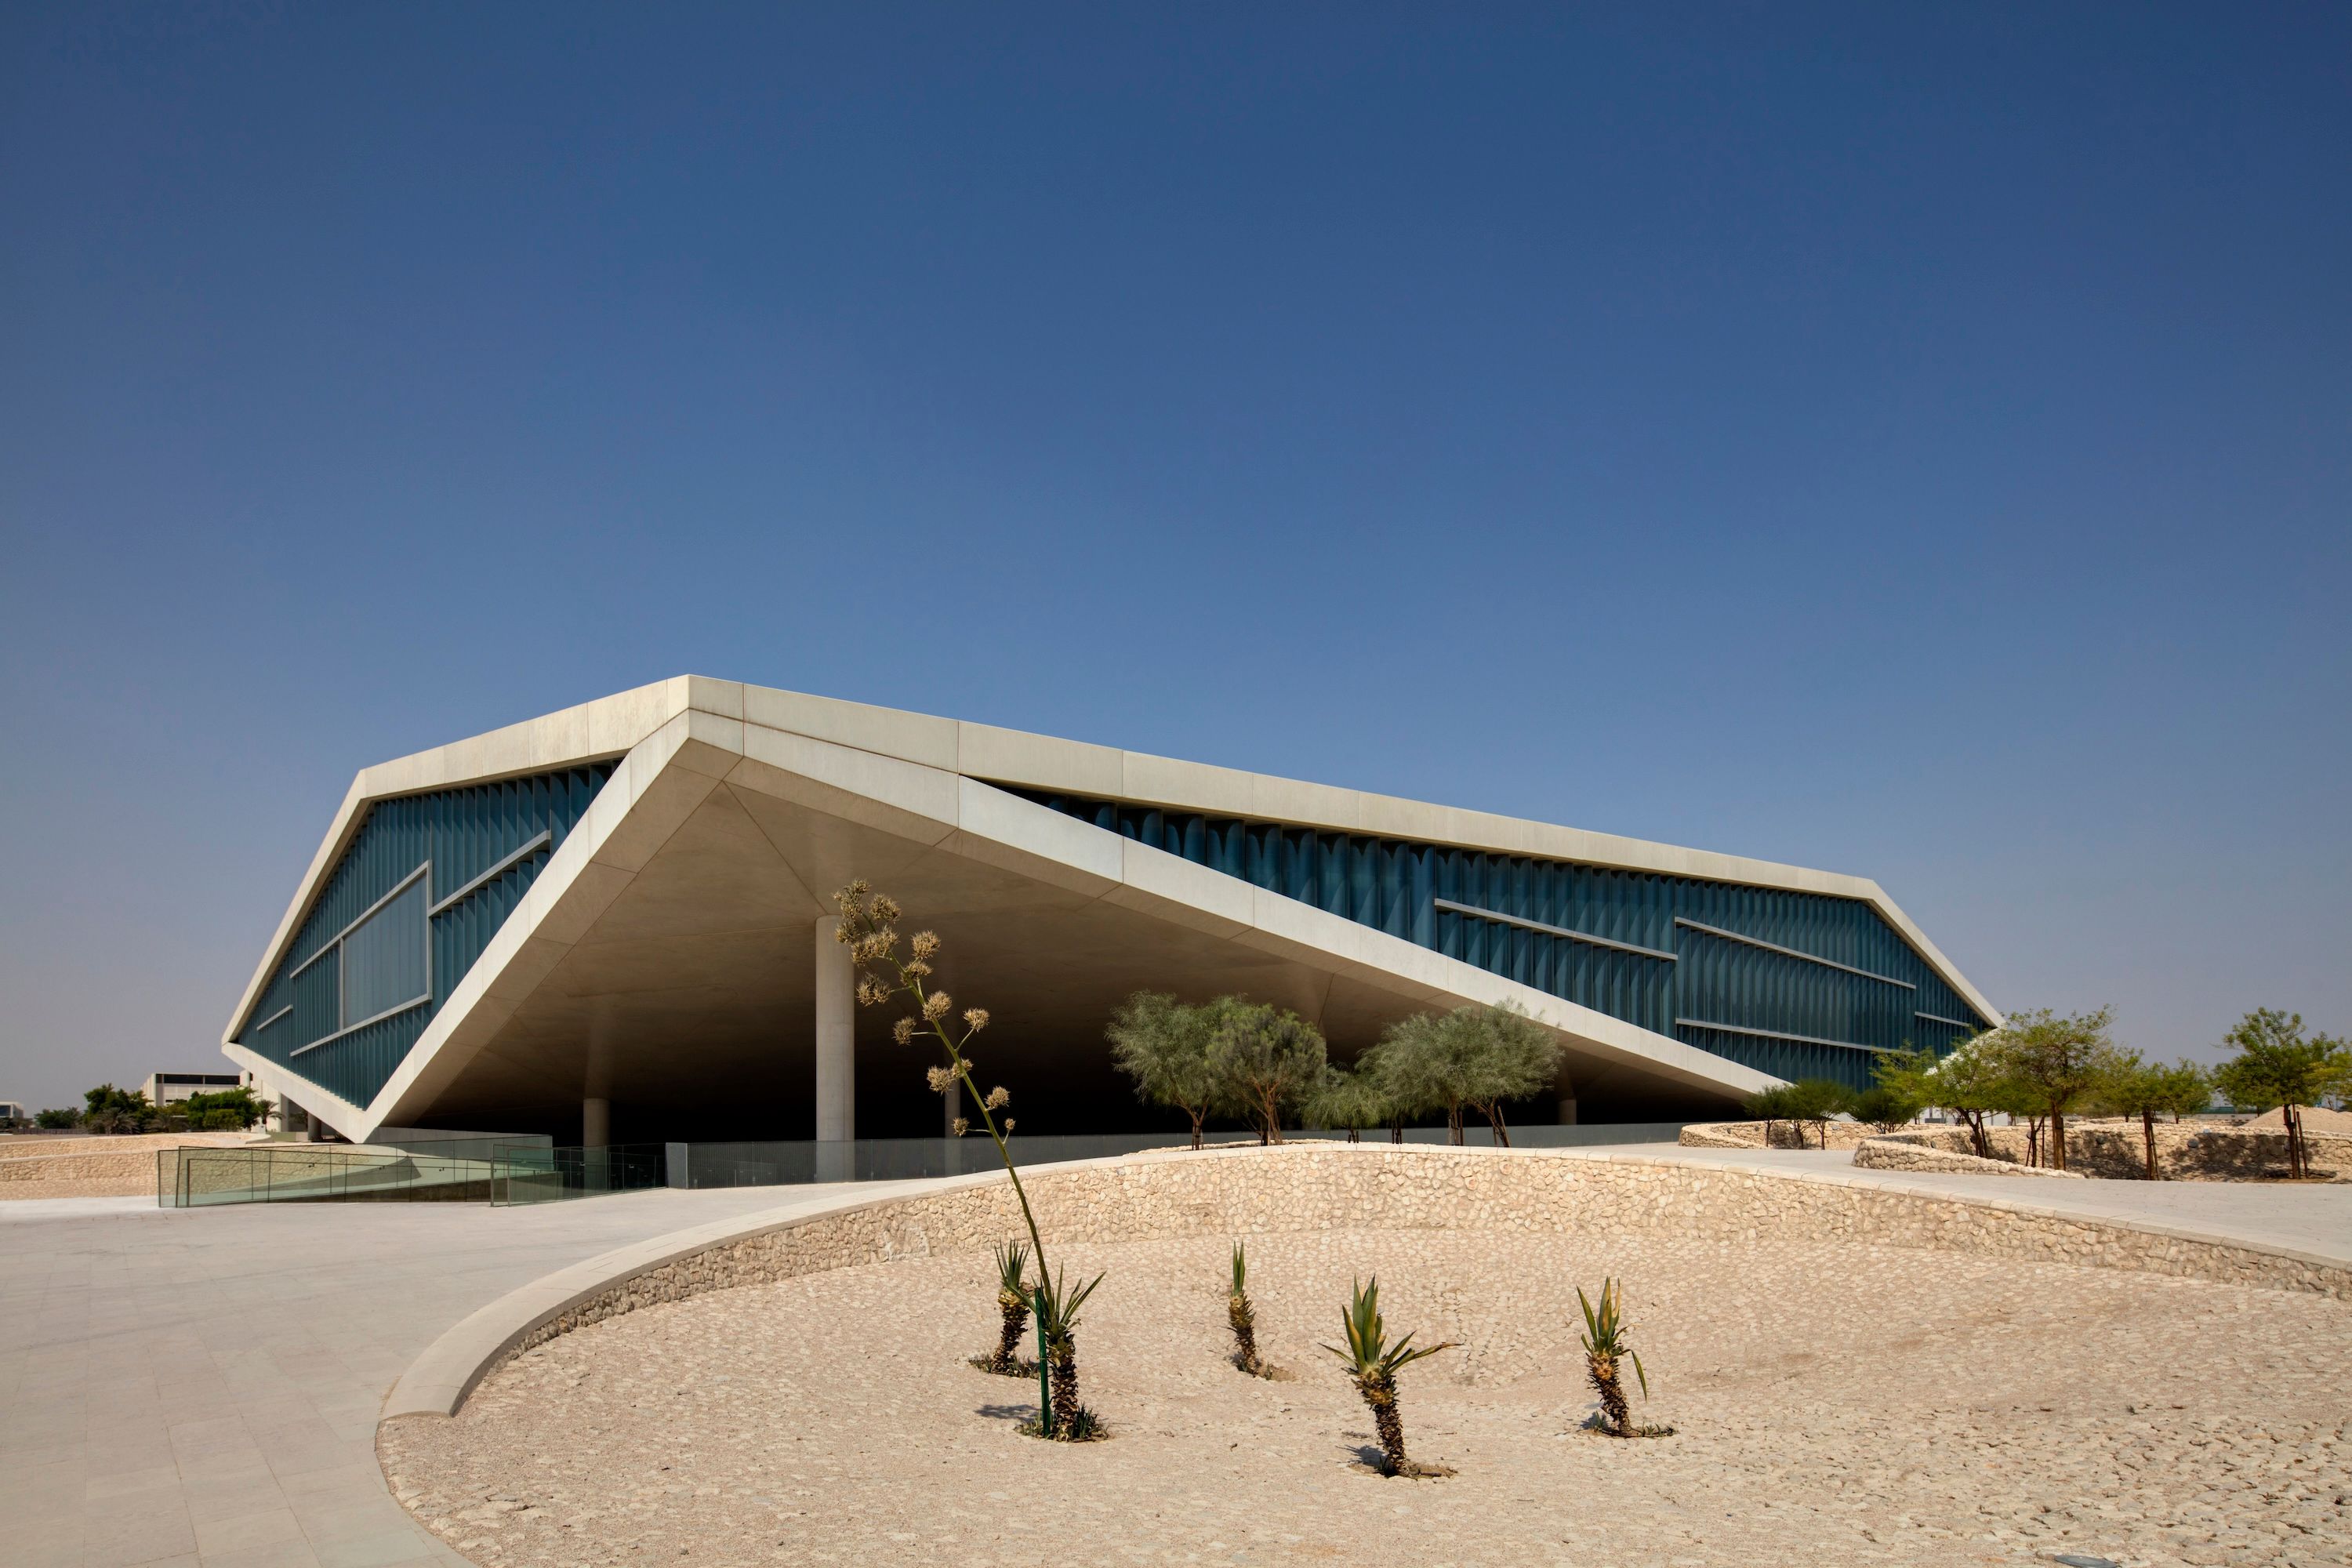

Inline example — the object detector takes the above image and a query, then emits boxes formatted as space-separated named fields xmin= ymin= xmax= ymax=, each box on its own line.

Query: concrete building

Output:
xmin=143 ymin=1070 xmax=245 ymax=1105
xmin=220 ymin=677 xmax=1998 ymax=1147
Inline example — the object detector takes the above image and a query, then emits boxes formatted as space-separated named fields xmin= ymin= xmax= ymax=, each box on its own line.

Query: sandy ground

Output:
xmin=383 ymin=1230 xmax=2350 ymax=1568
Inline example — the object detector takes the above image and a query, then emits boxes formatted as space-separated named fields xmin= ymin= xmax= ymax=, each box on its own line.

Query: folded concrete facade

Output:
xmin=221 ymin=677 xmax=1998 ymax=1145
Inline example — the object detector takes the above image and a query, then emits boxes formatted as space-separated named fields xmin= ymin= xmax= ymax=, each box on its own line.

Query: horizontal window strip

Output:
xmin=1675 ymin=1018 xmax=1897 ymax=1054
xmin=1915 ymin=1011 xmax=1980 ymax=1029
xmin=289 ymin=993 xmax=431 ymax=1058
xmin=1434 ymin=898 xmax=1679 ymax=961
xmin=1672 ymin=917 xmax=1916 ymax=989
xmin=286 ymin=862 xmax=431 ymax=979
xmin=428 ymin=831 xmax=553 ymax=917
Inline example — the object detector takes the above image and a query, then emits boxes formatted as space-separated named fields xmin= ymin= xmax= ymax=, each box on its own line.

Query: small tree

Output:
xmin=1915 ymin=1036 xmax=2009 ymax=1159
xmin=1981 ymin=1008 xmax=2123 ymax=1172
xmin=1780 ymin=1078 xmax=1851 ymax=1149
xmin=1208 ymin=1001 xmax=1327 ymax=1145
xmin=1740 ymin=1083 xmax=1795 ymax=1148
xmin=1849 ymin=1047 xmax=1929 ymax=1131
xmin=1301 ymin=1065 xmax=1388 ymax=1143
xmin=1457 ymin=1004 xmax=1563 ymax=1147
xmin=1356 ymin=1036 xmax=1425 ymax=1143
xmin=2100 ymin=1054 xmax=2212 ymax=1181
xmin=1105 ymin=992 xmax=1222 ymax=1149
xmin=34 ymin=1108 xmax=79 ymax=1130
xmin=1370 ymin=1004 xmax=1559 ymax=1145
xmin=2213 ymin=1009 xmax=2352 ymax=1181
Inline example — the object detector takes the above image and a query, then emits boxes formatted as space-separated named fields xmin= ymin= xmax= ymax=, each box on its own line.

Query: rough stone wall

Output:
xmin=1852 ymin=1138 xmax=2083 ymax=1178
xmin=0 ymin=1134 xmax=260 ymax=1193
xmin=506 ymin=1143 xmax=2352 ymax=1367
xmin=1678 ymin=1120 xmax=1879 ymax=1150
xmin=1876 ymin=1122 xmax=2351 ymax=1182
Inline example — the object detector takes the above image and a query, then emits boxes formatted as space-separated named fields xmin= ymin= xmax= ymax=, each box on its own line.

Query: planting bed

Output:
xmin=384 ymin=1223 xmax=2349 ymax=1567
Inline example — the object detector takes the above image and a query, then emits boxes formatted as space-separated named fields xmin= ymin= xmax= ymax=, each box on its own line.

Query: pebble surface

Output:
xmin=383 ymin=1227 xmax=2350 ymax=1567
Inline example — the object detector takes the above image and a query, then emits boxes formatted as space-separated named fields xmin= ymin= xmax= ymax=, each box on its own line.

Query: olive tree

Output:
xmin=1208 ymin=1000 xmax=1327 ymax=1145
xmin=1457 ymin=1004 xmax=1563 ymax=1146
xmin=2213 ymin=1009 xmax=2351 ymax=1180
xmin=1105 ymin=992 xmax=1223 ymax=1149
xmin=1301 ymin=1064 xmax=1390 ymax=1143
xmin=1366 ymin=1003 xmax=1562 ymax=1145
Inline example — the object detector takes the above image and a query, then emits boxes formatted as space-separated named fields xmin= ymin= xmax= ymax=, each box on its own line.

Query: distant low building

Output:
xmin=143 ymin=1071 xmax=244 ymax=1105
xmin=0 ymin=1101 xmax=27 ymax=1127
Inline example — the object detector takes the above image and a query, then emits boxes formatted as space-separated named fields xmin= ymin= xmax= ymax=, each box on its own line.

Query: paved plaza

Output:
xmin=2 ymin=1151 xmax=2346 ymax=1566
xmin=0 ymin=1184 xmax=906 ymax=1568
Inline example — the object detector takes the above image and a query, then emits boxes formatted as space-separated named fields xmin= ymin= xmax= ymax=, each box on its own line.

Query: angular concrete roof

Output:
xmin=223 ymin=677 xmax=1998 ymax=1140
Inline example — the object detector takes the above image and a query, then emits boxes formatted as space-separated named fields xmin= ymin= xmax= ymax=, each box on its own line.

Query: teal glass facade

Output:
xmin=235 ymin=763 xmax=615 ymax=1109
xmin=1010 ymin=788 xmax=1989 ymax=1090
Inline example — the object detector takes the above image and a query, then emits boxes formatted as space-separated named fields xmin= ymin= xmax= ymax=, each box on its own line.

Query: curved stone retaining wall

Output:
xmin=1866 ymin=1123 xmax=2352 ymax=1182
xmin=500 ymin=1144 xmax=2352 ymax=1375
xmin=1853 ymin=1136 xmax=2083 ymax=1178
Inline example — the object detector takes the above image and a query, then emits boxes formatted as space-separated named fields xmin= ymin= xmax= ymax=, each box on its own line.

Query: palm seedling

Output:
xmin=1227 ymin=1243 xmax=1269 ymax=1377
xmin=971 ymin=1240 xmax=1033 ymax=1376
xmin=1576 ymin=1278 xmax=1668 ymax=1437
xmin=1033 ymin=1265 xmax=1107 ymax=1441
xmin=1323 ymin=1277 xmax=1455 ymax=1476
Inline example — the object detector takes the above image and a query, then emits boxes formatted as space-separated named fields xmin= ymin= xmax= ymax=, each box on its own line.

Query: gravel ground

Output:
xmin=383 ymin=1230 xmax=2350 ymax=1568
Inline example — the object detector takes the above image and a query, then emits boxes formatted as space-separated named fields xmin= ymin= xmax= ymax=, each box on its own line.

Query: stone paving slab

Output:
xmin=0 ymin=1185 xmax=877 ymax=1566
xmin=1613 ymin=1142 xmax=2352 ymax=1264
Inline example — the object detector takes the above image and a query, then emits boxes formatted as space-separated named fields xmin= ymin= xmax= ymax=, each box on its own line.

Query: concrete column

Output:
xmin=583 ymin=1097 xmax=611 ymax=1149
xmin=1553 ymin=1063 xmax=1577 ymax=1127
xmin=814 ymin=916 xmax=854 ymax=1144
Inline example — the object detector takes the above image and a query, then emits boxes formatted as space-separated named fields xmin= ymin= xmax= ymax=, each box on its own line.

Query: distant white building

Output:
xmin=143 ymin=1071 xmax=245 ymax=1105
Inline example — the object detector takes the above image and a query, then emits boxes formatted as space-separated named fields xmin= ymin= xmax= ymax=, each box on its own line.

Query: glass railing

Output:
xmin=158 ymin=1122 xmax=1690 ymax=1207
xmin=157 ymin=1144 xmax=496 ymax=1207
xmin=489 ymin=1142 xmax=669 ymax=1206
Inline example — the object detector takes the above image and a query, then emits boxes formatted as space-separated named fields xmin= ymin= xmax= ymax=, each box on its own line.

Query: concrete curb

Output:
xmin=379 ymin=1174 xmax=985 ymax=1421
xmin=379 ymin=1144 xmax=2352 ymax=1431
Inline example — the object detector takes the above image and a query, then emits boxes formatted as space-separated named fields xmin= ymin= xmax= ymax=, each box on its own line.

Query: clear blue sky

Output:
xmin=2 ymin=5 xmax=2345 ymax=1113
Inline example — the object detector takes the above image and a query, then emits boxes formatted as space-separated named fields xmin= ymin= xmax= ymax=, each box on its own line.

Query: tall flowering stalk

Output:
xmin=833 ymin=882 xmax=1102 ymax=1438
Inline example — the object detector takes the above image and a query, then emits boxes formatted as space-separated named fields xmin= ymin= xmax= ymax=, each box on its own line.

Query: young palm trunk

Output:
xmin=1047 ymin=1334 xmax=1082 ymax=1435
xmin=991 ymin=1287 xmax=1030 ymax=1371
xmin=1354 ymin=1369 xmax=1408 ymax=1473
xmin=2141 ymin=1109 xmax=2160 ymax=1181
xmin=1228 ymin=1290 xmax=1261 ymax=1374
xmin=1587 ymin=1350 xmax=1631 ymax=1436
